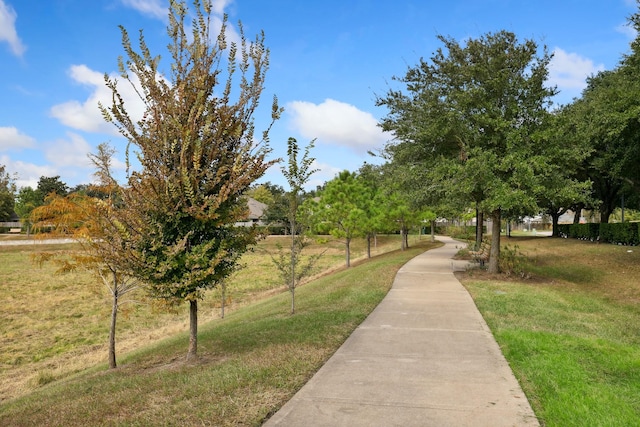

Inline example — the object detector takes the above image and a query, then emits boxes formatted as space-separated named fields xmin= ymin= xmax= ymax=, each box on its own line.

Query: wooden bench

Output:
xmin=469 ymin=240 xmax=490 ymax=266
xmin=8 ymin=228 xmax=21 ymax=234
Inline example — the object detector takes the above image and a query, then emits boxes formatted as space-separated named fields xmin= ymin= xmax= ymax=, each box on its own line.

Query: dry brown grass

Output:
xmin=0 ymin=233 xmax=419 ymax=402
xmin=496 ymin=236 xmax=640 ymax=304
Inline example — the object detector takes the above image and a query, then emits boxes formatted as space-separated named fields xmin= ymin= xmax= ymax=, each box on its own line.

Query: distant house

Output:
xmin=235 ymin=197 xmax=267 ymax=227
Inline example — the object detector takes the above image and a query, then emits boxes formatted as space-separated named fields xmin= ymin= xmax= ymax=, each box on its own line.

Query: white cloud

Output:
xmin=0 ymin=127 xmax=35 ymax=150
xmin=616 ymin=22 xmax=638 ymax=39
xmin=0 ymin=155 xmax=56 ymax=189
xmin=307 ymin=160 xmax=342 ymax=188
xmin=44 ymin=132 xmax=94 ymax=168
xmin=50 ymin=64 xmax=146 ymax=136
xmin=286 ymin=99 xmax=390 ymax=153
xmin=120 ymin=0 xmax=233 ymax=22
xmin=549 ymin=48 xmax=605 ymax=91
xmin=0 ymin=0 xmax=25 ymax=56
xmin=211 ymin=0 xmax=233 ymax=15
xmin=120 ymin=0 xmax=167 ymax=20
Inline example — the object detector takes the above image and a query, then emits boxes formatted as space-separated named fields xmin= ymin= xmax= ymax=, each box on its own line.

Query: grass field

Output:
xmin=0 ymin=233 xmax=424 ymax=403
xmin=0 ymin=234 xmax=438 ymax=426
xmin=2 ymin=233 xmax=639 ymax=426
xmin=458 ymin=236 xmax=640 ymax=426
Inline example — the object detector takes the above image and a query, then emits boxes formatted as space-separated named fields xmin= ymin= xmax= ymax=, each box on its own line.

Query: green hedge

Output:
xmin=600 ymin=222 xmax=640 ymax=245
xmin=434 ymin=225 xmax=485 ymax=238
xmin=557 ymin=222 xmax=640 ymax=245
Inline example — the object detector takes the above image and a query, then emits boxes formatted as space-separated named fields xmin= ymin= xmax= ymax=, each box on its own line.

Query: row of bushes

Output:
xmin=557 ymin=222 xmax=640 ymax=245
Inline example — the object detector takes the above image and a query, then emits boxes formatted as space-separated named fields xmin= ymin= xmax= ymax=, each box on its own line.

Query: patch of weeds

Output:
xmin=32 ymin=370 xmax=57 ymax=387
xmin=499 ymin=244 xmax=531 ymax=279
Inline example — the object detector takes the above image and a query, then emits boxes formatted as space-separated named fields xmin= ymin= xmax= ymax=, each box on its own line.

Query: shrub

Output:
xmin=558 ymin=222 xmax=640 ymax=245
xmin=600 ymin=222 xmax=640 ymax=245
xmin=499 ymin=244 xmax=530 ymax=279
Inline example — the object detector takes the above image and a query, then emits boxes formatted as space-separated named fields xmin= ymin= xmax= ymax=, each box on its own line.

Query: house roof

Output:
xmin=246 ymin=197 xmax=267 ymax=220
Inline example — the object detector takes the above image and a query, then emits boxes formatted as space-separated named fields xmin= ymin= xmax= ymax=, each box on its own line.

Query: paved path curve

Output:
xmin=264 ymin=236 xmax=539 ymax=426
xmin=0 ymin=238 xmax=76 ymax=246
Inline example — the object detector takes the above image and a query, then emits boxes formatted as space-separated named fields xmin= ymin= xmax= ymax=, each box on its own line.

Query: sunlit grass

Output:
xmin=0 ymin=238 xmax=439 ymax=426
xmin=459 ymin=236 xmax=640 ymax=426
xmin=0 ymin=233 xmax=421 ymax=402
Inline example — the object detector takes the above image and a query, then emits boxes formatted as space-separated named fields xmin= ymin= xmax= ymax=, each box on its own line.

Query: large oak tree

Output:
xmin=378 ymin=31 xmax=556 ymax=272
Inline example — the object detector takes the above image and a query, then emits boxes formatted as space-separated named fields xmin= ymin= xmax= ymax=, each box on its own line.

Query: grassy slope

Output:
xmin=4 ymin=235 xmax=640 ymax=426
xmin=0 ymin=236 xmax=439 ymax=426
xmin=0 ymin=235 xmax=415 ymax=402
xmin=459 ymin=237 xmax=640 ymax=427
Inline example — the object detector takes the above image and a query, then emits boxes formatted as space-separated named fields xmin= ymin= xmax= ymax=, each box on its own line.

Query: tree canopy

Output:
xmin=377 ymin=30 xmax=558 ymax=272
xmin=311 ymin=170 xmax=370 ymax=267
xmin=0 ymin=165 xmax=16 ymax=221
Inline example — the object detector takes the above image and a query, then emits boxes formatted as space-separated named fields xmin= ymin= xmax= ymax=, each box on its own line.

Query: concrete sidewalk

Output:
xmin=264 ymin=236 xmax=539 ymax=427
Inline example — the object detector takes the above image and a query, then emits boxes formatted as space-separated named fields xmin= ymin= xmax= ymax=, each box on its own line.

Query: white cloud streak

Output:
xmin=286 ymin=99 xmax=390 ymax=153
xmin=211 ymin=0 xmax=233 ymax=15
xmin=307 ymin=160 xmax=342 ymax=189
xmin=0 ymin=154 xmax=56 ymax=189
xmin=616 ymin=22 xmax=638 ymax=39
xmin=0 ymin=0 xmax=25 ymax=56
xmin=120 ymin=0 xmax=167 ymax=20
xmin=549 ymin=47 xmax=605 ymax=91
xmin=44 ymin=132 xmax=94 ymax=168
xmin=120 ymin=0 xmax=233 ymax=21
xmin=0 ymin=127 xmax=35 ymax=150
xmin=50 ymin=64 xmax=146 ymax=136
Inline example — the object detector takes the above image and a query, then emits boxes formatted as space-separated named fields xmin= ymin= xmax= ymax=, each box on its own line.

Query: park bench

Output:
xmin=8 ymin=228 xmax=21 ymax=234
xmin=469 ymin=239 xmax=490 ymax=266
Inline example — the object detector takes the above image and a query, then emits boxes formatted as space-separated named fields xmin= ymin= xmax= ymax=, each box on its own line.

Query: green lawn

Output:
xmin=459 ymin=236 xmax=640 ymax=426
xmin=0 ymin=235 xmax=437 ymax=426
xmin=2 ymin=235 xmax=639 ymax=426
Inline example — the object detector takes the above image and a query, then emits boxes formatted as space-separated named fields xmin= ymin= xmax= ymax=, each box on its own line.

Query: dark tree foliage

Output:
xmin=378 ymin=31 xmax=556 ymax=272
xmin=0 ymin=165 xmax=16 ymax=221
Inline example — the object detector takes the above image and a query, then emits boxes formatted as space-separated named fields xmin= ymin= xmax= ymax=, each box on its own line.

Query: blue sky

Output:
xmin=0 ymin=0 xmax=638 ymax=190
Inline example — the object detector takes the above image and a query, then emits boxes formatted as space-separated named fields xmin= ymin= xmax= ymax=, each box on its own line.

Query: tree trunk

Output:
xmin=187 ymin=300 xmax=198 ymax=360
xmin=366 ymin=234 xmax=371 ymax=258
xmin=290 ymin=221 xmax=296 ymax=314
xmin=400 ymin=227 xmax=406 ymax=251
xmin=475 ymin=208 xmax=484 ymax=249
xmin=488 ymin=209 xmax=501 ymax=274
xmin=108 ymin=287 xmax=118 ymax=369
xmin=220 ymin=282 xmax=226 ymax=319
xmin=404 ymin=227 xmax=409 ymax=249
xmin=430 ymin=219 xmax=435 ymax=242
xmin=345 ymin=237 xmax=351 ymax=267
xmin=573 ymin=204 xmax=584 ymax=224
xmin=551 ymin=212 xmax=561 ymax=237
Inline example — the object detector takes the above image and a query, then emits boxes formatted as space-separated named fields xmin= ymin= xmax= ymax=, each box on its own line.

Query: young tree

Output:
xmin=100 ymin=0 xmax=281 ymax=359
xmin=36 ymin=175 xmax=68 ymax=201
xmin=14 ymin=186 xmax=40 ymax=235
xmin=261 ymin=184 xmax=288 ymax=232
xmin=378 ymin=31 xmax=556 ymax=273
xmin=270 ymin=137 xmax=320 ymax=314
xmin=314 ymin=171 xmax=369 ymax=267
xmin=246 ymin=184 xmax=276 ymax=206
xmin=0 ymin=165 xmax=16 ymax=221
xmin=31 ymin=144 xmax=139 ymax=369
xmin=356 ymin=162 xmax=386 ymax=258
